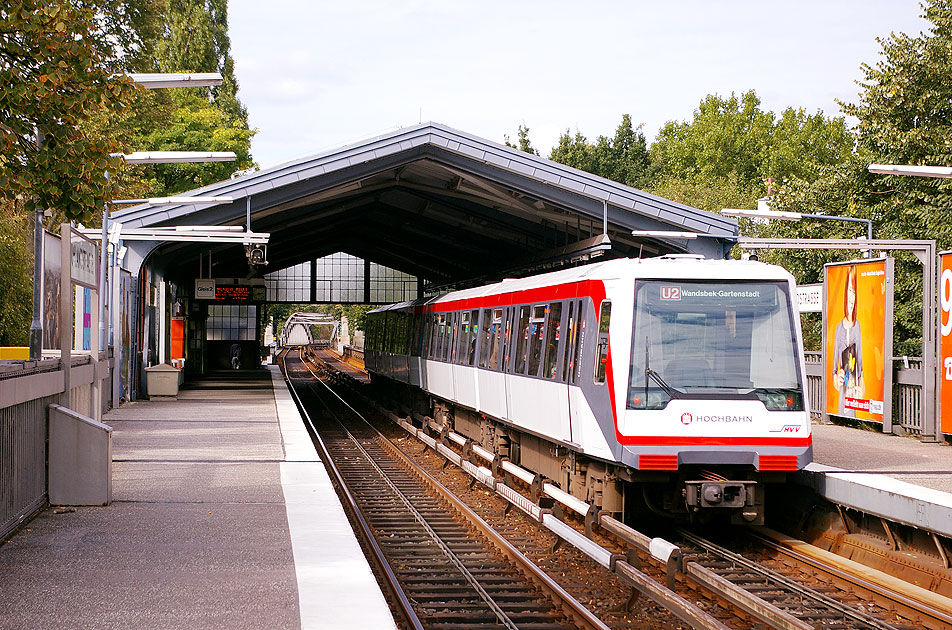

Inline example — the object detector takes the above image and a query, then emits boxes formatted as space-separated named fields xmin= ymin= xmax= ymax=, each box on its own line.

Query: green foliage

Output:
xmin=651 ymin=91 xmax=854 ymax=200
xmin=0 ymin=200 xmax=33 ymax=346
xmin=549 ymin=115 xmax=653 ymax=189
xmin=111 ymin=0 xmax=255 ymax=198
xmin=0 ymin=1 xmax=139 ymax=223
xmin=504 ymin=124 xmax=538 ymax=155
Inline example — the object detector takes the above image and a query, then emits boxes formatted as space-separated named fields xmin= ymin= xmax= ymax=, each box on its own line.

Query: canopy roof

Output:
xmin=115 ymin=122 xmax=738 ymax=287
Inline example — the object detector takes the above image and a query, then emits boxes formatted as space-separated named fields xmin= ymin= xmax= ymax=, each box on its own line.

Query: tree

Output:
xmin=548 ymin=115 xmax=652 ymax=188
xmin=504 ymin=124 xmax=538 ymax=155
xmin=112 ymin=0 xmax=255 ymax=198
xmin=0 ymin=1 xmax=139 ymax=223
xmin=0 ymin=200 xmax=32 ymax=345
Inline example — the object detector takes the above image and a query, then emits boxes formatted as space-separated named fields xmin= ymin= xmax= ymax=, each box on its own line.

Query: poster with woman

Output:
xmin=824 ymin=258 xmax=893 ymax=423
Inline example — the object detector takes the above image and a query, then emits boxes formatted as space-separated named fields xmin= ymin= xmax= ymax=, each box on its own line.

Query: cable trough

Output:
xmin=283 ymin=351 xmax=608 ymax=630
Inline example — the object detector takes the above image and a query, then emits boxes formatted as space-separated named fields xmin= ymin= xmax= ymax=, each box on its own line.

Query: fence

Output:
xmin=0 ymin=353 xmax=112 ymax=540
xmin=804 ymin=351 xmax=923 ymax=433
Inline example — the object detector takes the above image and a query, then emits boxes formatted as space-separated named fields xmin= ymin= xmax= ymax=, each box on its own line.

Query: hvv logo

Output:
xmin=661 ymin=286 xmax=681 ymax=301
xmin=770 ymin=425 xmax=801 ymax=433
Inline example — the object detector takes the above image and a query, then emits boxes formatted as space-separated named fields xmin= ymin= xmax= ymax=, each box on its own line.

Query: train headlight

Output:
xmin=756 ymin=391 xmax=803 ymax=411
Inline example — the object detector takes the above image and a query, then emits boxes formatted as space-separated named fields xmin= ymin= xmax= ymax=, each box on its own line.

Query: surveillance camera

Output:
xmin=246 ymin=244 xmax=268 ymax=266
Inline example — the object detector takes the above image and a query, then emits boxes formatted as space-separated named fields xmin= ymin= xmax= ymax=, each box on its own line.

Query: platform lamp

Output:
xmin=98 ymin=152 xmax=237 ymax=358
xmin=721 ymin=208 xmax=875 ymax=259
xmin=868 ymin=164 xmax=952 ymax=178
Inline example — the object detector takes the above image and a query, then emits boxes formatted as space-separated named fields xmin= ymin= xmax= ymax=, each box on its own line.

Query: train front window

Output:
xmin=627 ymin=280 xmax=802 ymax=410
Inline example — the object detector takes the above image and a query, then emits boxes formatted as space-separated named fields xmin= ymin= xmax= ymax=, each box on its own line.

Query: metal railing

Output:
xmin=804 ymin=351 xmax=923 ymax=433
xmin=0 ymin=354 xmax=114 ymax=539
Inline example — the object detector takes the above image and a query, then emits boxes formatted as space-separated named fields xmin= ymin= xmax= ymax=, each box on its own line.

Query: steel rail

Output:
xmin=750 ymin=528 xmax=952 ymax=630
xmin=281 ymin=355 xmax=424 ymax=630
xmin=298 ymin=350 xmax=611 ymax=630
xmin=678 ymin=528 xmax=904 ymax=630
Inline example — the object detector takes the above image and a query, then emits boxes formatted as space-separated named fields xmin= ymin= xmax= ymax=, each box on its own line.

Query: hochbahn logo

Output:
xmin=680 ymin=412 xmax=753 ymax=425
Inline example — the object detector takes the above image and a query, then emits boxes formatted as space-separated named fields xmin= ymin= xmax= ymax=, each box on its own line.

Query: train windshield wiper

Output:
xmin=643 ymin=338 xmax=681 ymax=400
xmin=646 ymin=368 xmax=681 ymax=399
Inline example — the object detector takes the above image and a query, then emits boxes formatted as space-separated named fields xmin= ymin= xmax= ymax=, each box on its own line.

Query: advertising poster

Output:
xmin=824 ymin=258 xmax=893 ymax=423
xmin=939 ymin=252 xmax=952 ymax=435
xmin=42 ymin=231 xmax=61 ymax=349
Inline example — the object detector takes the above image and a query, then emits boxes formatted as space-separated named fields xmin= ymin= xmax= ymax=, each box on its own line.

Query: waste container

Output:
xmin=145 ymin=363 xmax=182 ymax=397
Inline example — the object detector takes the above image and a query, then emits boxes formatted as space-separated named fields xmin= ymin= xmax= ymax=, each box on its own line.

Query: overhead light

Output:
xmin=631 ymin=230 xmax=699 ymax=240
xmin=115 ymin=151 xmax=237 ymax=164
xmin=721 ymin=208 xmax=803 ymax=221
xmin=868 ymin=164 xmax=952 ymax=178
xmin=128 ymin=73 xmax=224 ymax=89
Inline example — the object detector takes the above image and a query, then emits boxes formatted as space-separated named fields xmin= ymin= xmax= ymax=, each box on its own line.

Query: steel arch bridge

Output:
xmin=280 ymin=313 xmax=339 ymax=347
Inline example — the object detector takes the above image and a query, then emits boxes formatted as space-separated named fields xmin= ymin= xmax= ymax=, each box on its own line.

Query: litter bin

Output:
xmin=145 ymin=363 xmax=182 ymax=397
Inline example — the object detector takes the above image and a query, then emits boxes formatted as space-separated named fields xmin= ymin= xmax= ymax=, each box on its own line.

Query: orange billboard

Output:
xmin=824 ymin=259 xmax=893 ymax=423
xmin=940 ymin=252 xmax=952 ymax=435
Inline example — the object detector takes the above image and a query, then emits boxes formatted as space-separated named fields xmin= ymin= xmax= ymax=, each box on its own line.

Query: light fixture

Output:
xmin=631 ymin=230 xmax=699 ymax=240
xmin=868 ymin=164 xmax=952 ymax=178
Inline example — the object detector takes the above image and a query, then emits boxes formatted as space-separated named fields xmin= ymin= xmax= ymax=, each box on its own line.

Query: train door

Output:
xmin=477 ymin=307 xmax=508 ymax=419
xmin=564 ymin=299 xmax=586 ymax=444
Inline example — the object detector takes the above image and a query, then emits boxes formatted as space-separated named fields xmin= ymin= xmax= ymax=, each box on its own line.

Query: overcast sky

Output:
xmin=228 ymin=1 xmax=929 ymax=170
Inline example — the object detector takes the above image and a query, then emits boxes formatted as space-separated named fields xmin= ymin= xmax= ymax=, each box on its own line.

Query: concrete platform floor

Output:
xmin=0 ymin=372 xmax=300 ymax=630
xmin=811 ymin=420 xmax=952 ymax=493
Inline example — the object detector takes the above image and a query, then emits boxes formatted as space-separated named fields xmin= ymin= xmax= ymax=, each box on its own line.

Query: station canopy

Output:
xmin=113 ymin=123 xmax=738 ymax=297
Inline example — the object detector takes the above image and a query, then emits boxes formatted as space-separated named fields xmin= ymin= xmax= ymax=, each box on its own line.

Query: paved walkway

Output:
xmin=811 ymin=421 xmax=952 ymax=493
xmin=0 ymin=369 xmax=393 ymax=630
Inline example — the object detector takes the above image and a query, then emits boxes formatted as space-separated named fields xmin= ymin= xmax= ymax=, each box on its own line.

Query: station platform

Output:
xmin=803 ymin=420 xmax=952 ymax=538
xmin=0 ymin=367 xmax=395 ymax=630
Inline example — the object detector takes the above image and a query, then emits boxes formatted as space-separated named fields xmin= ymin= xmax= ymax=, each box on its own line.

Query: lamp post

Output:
xmin=868 ymin=164 xmax=952 ymax=178
xmin=722 ymin=208 xmax=874 ymax=258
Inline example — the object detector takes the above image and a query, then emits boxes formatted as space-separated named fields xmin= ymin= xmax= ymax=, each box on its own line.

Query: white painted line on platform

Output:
xmin=270 ymin=365 xmax=396 ymax=629
xmin=270 ymin=366 xmax=319 ymax=462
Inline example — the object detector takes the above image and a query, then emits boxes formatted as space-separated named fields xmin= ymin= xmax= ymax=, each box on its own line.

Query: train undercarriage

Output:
xmin=372 ymin=374 xmax=778 ymax=526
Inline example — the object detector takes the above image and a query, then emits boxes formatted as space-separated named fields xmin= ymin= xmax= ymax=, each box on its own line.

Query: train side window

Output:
xmin=542 ymin=302 xmax=563 ymax=379
xmin=450 ymin=312 xmax=460 ymax=363
xmin=514 ymin=306 xmax=530 ymax=374
xmin=594 ymin=300 xmax=611 ymax=383
xmin=488 ymin=308 xmax=504 ymax=370
xmin=456 ymin=311 xmax=469 ymax=364
xmin=467 ymin=309 xmax=479 ymax=365
xmin=572 ymin=299 xmax=586 ymax=384
xmin=527 ymin=304 xmax=546 ymax=376
xmin=561 ymin=302 xmax=575 ymax=382
xmin=503 ymin=307 xmax=516 ymax=372
xmin=478 ymin=309 xmax=492 ymax=368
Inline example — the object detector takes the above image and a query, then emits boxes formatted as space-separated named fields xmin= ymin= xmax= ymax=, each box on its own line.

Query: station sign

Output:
xmin=195 ymin=278 xmax=216 ymax=299
xmin=215 ymin=285 xmax=251 ymax=301
xmin=795 ymin=283 xmax=822 ymax=313
xmin=69 ymin=228 xmax=99 ymax=289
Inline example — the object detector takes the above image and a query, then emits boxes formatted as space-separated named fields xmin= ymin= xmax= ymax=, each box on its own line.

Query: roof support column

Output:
xmin=310 ymin=259 xmax=316 ymax=302
xmin=363 ymin=259 xmax=371 ymax=304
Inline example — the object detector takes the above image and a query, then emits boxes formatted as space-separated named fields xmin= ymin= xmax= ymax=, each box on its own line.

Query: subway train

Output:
xmin=365 ymin=255 xmax=812 ymax=524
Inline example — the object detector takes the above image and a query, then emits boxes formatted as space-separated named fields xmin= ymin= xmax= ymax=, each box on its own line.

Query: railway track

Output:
xmin=283 ymin=351 xmax=609 ymax=630
xmin=293 ymin=347 xmax=952 ymax=630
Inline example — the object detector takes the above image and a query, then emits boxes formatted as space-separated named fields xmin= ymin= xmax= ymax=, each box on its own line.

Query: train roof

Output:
xmin=369 ymin=256 xmax=796 ymax=313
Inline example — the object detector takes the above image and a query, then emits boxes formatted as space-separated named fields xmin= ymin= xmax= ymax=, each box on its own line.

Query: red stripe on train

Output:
xmin=618 ymin=435 xmax=813 ymax=447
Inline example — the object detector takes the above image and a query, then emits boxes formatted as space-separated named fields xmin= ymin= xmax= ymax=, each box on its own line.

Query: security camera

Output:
xmin=245 ymin=244 xmax=268 ymax=266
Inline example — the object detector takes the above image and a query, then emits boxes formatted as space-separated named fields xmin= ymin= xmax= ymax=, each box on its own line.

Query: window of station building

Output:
xmin=265 ymin=262 xmax=309 ymax=302
xmin=316 ymin=253 xmax=364 ymax=302
xmin=206 ymin=304 xmax=256 ymax=341
xmin=370 ymin=262 xmax=417 ymax=303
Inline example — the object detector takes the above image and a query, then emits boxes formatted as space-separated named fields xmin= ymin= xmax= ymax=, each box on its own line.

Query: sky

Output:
xmin=228 ymin=1 xmax=930 ymax=170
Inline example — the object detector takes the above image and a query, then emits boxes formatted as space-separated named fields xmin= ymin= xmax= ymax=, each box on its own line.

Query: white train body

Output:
xmin=366 ymin=256 xmax=812 ymax=523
